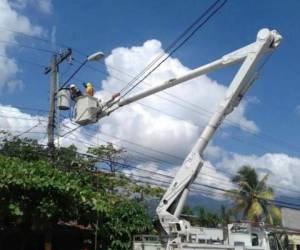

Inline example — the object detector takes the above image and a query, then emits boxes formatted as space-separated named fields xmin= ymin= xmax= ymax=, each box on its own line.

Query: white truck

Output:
xmin=67 ymin=28 xmax=282 ymax=249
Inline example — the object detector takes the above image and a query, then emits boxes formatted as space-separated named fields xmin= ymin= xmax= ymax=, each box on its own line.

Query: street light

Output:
xmin=59 ymin=51 xmax=105 ymax=90
xmin=87 ymin=51 xmax=105 ymax=61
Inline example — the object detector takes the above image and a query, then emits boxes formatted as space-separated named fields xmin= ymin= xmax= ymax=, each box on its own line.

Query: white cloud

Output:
xmin=9 ymin=0 xmax=53 ymax=14
xmin=0 ymin=104 xmax=47 ymax=141
xmin=36 ymin=0 xmax=52 ymax=14
xmin=96 ymin=39 xmax=259 ymax=161
xmin=123 ymin=160 xmax=233 ymax=201
xmin=0 ymin=0 xmax=42 ymax=91
xmin=216 ymin=152 xmax=300 ymax=197
xmin=2 ymin=37 xmax=295 ymax=204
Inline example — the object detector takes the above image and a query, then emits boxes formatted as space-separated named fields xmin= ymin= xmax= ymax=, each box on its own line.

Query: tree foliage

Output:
xmin=229 ymin=165 xmax=281 ymax=225
xmin=0 ymin=133 xmax=160 ymax=249
xmin=0 ymin=154 xmax=107 ymax=230
xmin=195 ymin=206 xmax=222 ymax=227
xmin=181 ymin=205 xmax=222 ymax=227
xmin=87 ymin=143 xmax=126 ymax=173
xmin=99 ymin=200 xmax=153 ymax=250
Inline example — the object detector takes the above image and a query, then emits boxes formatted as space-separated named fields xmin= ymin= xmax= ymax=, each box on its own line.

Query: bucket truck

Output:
xmin=67 ymin=28 xmax=282 ymax=249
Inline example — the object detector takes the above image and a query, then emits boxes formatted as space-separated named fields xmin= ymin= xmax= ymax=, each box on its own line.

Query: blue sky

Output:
xmin=2 ymin=0 xmax=300 ymax=204
xmin=4 ymin=0 xmax=300 ymax=153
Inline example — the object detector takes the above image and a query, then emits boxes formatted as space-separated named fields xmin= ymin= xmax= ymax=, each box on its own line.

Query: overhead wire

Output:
xmin=58 ymin=124 xmax=300 ymax=199
xmin=1 ymin=127 xmax=300 ymax=209
xmin=5 ymin=103 xmax=295 ymax=197
xmin=118 ymin=0 xmax=227 ymax=95
xmin=0 ymin=39 xmax=54 ymax=54
xmin=0 ymin=26 xmax=64 ymax=52
xmin=0 ymin=114 xmax=47 ymax=122
xmin=3 ymin=10 xmax=300 ymax=205
xmin=14 ymin=121 xmax=45 ymax=138
xmin=74 ymin=55 xmax=300 ymax=158
xmin=4 ymin=14 xmax=298 ymax=158
xmin=120 ymin=0 xmax=228 ymax=98
xmin=70 ymin=148 xmax=300 ymax=210
xmin=0 ymin=54 xmax=46 ymax=68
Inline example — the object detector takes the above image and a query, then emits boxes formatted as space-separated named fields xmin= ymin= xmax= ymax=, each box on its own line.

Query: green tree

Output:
xmin=87 ymin=143 xmax=126 ymax=173
xmin=0 ymin=131 xmax=93 ymax=172
xmin=180 ymin=205 xmax=197 ymax=226
xmin=194 ymin=206 xmax=221 ymax=227
xmin=0 ymin=133 xmax=160 ymax=249
xmin=230 ymin=165 xmax=281 ymax=225
xmin=98 ymin=200 xmax=154 ymax=250
xmin=0 ymin=154 xmax=108 ymax=250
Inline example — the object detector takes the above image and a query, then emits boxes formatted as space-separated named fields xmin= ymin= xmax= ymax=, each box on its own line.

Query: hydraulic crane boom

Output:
xmin=155 ymin=28 xmax=281 ymax=245
xmin=74 ymin=28 xmax=282 ymax=248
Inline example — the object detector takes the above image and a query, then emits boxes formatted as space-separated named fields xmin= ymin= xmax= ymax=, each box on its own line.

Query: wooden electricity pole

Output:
xmin=44 ymin=48 xmax=72 ymax=160
xmin=43 ymin=48 xmax=72 ymax=250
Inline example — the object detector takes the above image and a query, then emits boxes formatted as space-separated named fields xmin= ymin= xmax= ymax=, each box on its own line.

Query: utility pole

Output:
xmin=43 ymin=48 xmax=72 ymax=250
xmin=47 ymin=54 xmax=57 ymax=157
xmin=44 ymin=48 xmax=72 ymax=159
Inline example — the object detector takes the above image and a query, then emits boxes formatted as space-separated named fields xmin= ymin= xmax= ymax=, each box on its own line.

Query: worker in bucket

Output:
xmin=83 ymin=82 xmax=94 ymax=96
xmin=69 ymin=84 xmax=82 ymax=101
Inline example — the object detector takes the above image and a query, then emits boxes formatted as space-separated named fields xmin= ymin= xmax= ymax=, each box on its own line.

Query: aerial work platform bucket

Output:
xmin=57 ymin=89 xmax=71 ymax=110
xmin=74 ymin=96 xmax=99 ymax=125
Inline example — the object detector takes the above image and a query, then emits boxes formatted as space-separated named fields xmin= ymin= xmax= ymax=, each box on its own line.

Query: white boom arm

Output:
xmin=97 ymin=28 xmax=281 ymax=245
xmin=99 ymin=29 xmax=280 ymax=118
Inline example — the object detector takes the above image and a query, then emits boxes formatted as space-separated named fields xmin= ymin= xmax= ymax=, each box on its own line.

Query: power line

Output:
xmin=15 ymin=20 xmax=293 ymax=158
xmin=72 ymin=148 xmax=300 ymax=209
xmin=58 ymin=124 xmax=300 ymax=198
xmin=14 ymin=121 xmax=44 ymax=138
xmin=0 ymin=26 xmax=64 ymax=51
xmin=120 ymin=0 xmax=225 ymax=93
xmin=61 ymin=123 xmax=179 ymax=166
xmin=62 ymin=133 xmax=233 ymax=190
xmin=59 ymin=125 xmax=236 ymax=187
xmin=2 ymin=111 xmax=299 ymax=198
xmin=4 ymin=10 xmax=297 ymax=158
xmin=0 ymin=114 xmax=47 ymax=122
xmin=76 ymin=55 xmax=300 ymax=158
xmin=122 ymin=0 xmax=227 ymax=97
xmin=0 ymin=54 xmax=46 ymax=68
xmin=2 ymin=16 xmax=300 ymax=201
xmin=0 ymin=39 xmax=54 ymax=54
xmin=110 ymin=165 xmax=300 ymax=209
xmin=0 ymin=27 xmax=260 ymax=142
xmin=0 ymin=129 xmax=47 ymax=135
xmin=2 ymin=129 xmax=300 ymax=209
xmin=57 ymin=123 xmax=299 ymax=197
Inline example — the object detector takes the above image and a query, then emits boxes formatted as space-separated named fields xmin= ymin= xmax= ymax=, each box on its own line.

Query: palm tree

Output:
xmin=229 ymin=165 xmax=281 ymax=225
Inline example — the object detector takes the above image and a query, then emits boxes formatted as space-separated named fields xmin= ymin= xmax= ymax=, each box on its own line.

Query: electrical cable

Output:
xmin=120 ymin=0 xmax=228 ymax=98
xmin=58 ymin=125 xmax=299 ymax=201
xmin=3 ymin=15 xmax=300 ymax=205
xmin=59 ymin=124 xmax=300 ymax=198
xmin=0 ymin=114 xmax=47 ymax=121
xmin=14 ymin=121 xmax=45 ymax=138
xmin=118 ymin=0 xmax=227 ymax=95
xmin=0 ymin=54 xmax=46 ymax=68
xmin=72 ymin=148 xmax=300 ymax=209
xmin=2 ymin=130 xmax=300 ymax=209
xmin=0 ymin=39 xmax=54 ymax=54
xmin=77 ymin=56 xmax=300 ymax=158
xmin=0 ymin=26 xmax=65 ymax=51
